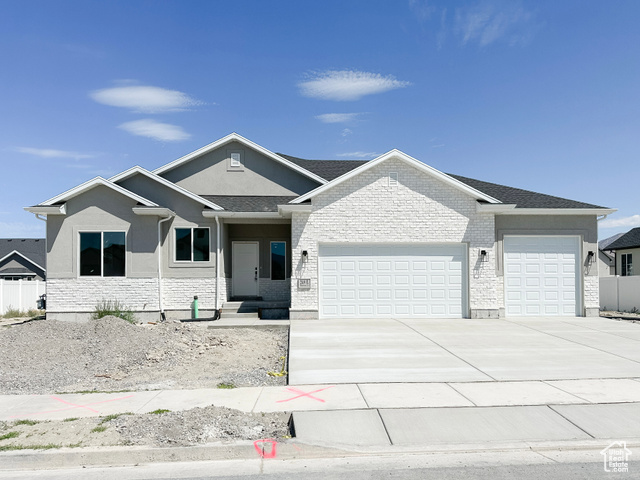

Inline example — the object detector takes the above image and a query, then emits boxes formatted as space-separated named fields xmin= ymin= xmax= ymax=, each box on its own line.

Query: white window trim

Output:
xmin=389 ymin=172 xmax=398 ymax=187
xmin=270 ymin=241 xmax=287 ymax=281
xmin=622 ymin=253 xmax=633 ymax=276
xmin=227 ymin=149 xmax=245 ymax=171
xmin=174 ymin=227 xmax=211 ymax=263
xmin=78 ymin=231 xmax=127 ymax=278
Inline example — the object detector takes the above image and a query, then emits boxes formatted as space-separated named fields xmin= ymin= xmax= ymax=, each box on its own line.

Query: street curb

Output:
xmin=2 ymin=438 xmax=640 ymax=471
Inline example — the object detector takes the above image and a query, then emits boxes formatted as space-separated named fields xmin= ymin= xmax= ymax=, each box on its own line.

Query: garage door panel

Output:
xmin=504 ymin=236 xmax=579 ymax=317
xmin=319 ymin=244 xmax=467 ymax=319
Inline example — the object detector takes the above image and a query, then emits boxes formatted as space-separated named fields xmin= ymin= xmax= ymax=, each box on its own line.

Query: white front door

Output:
xmin=232 ymin=242 xmax=259 ymax=297
xmin=504 ymin=236 xmax=580 ymax=316
xmin=318 ymin=244 xmax=467 ymax=318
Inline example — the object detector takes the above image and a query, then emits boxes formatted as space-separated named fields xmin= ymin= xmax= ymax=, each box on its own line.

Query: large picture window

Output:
xmin=80 ymin=232 xmax=125 ymax=277
xmin=270 ymin=241 xmax=286 ymax=280
xmin=175 ymin=227 xmax=210 ymax=262
xmin=622 ymin=253 xmax=633 ymax=276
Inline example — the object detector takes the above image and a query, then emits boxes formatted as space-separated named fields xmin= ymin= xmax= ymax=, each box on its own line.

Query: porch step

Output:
xmin=220 ymin=312 xmax=261 ymax=319
xmin=220 ymin=300 xmax=290 ymax=320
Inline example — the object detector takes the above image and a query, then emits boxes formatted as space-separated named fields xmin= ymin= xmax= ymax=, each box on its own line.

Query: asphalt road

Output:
xmin=0 ymin=450 xmax=631 ymax=480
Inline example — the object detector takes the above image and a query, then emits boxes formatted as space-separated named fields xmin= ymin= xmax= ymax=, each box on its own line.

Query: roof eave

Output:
xmin=24 ymin=204 xmax=67 ymax=215
xmin=152 ymin=133 xmax=328 ymax=185
xmin=491 ymin=207 xmax=617 ymax=216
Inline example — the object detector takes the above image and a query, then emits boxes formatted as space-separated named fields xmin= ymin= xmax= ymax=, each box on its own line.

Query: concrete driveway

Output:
xmin=289 ymin=317 xmax=640 ymax=385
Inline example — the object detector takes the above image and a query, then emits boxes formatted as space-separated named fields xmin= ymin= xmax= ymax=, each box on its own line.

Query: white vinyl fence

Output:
xmin=0 ymin=279 xmax=46 ymax=315
xmin=600 ymin=276 xmax=640 ymax=312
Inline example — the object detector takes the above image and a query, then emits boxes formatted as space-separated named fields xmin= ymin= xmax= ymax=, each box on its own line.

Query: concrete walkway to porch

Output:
xmin=289 ymin=316 xmax=640 ymax=385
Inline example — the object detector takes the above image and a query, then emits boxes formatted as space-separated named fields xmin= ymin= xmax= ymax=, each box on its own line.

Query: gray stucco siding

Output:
xmin=223 ymin=223 xmax=292 ymax=279
xmin=494 ymin=215 xmax=600 ymax=315
xmin=46 ymin=185 xmax=158 ymax=279
xmin=159 ymin=141 xmax=321 ymax=196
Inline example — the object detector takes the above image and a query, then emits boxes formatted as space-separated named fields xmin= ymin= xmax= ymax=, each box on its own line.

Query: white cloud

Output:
xmin=0 ymin=221 xmax=44 ymax=237
xmin=14 ymin=147 xmax=96 ymax=160
xmin=454 ymin=1 xmax=535 ymax=47
xmin=118 ymin=119 xmax=191 ymax=142
xmin=600 ymin=215 xmax=640 ymax=229
xmin=315 ymin=113 xmax=362 ymax=124
xmin=341 ymin=128 xmax=353 ymax=137
xmin=90 ymin=85 xmax=201 ymax=113
xmin=337 ymin=152 xmax=379 ymax=159
xmin=299 ymin=70 xmax=410 ymax=101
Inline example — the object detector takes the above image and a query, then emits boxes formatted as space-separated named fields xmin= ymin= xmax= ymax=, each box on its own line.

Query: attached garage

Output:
xmin=503 ymin=236 xmax=581 ymax=316
xmin=318 ymin=244 xmax=467 ymax=319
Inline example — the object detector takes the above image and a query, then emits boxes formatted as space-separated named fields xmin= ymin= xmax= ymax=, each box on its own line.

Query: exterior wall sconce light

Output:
xmin=302 ymin=250 xmax=308 ymax=262
xmin=480 ymin=250 xmax=488 ymax=263
xmin=587 ymin=251 xmax=595 ymax=263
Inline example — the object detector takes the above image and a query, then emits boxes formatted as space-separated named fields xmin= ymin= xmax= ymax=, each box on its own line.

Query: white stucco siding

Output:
xmin=291 ymin=157 xmax=497 ymax=317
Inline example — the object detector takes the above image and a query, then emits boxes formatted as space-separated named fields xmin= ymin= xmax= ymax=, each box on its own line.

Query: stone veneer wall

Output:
xmin=46 ymin=277 xmax=160 ymax=321
xmin=291 ymin=157 xmax=497 ymax=319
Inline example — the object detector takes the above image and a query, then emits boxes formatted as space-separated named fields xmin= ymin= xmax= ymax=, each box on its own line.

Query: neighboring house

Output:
xmin=604 ymin=227 xmax=640 ymax=276
xmin=0 ymin=239 xmax=46 ymax=281
xmin=598 ymin=233 xmax=624 ymax=277
xmin=25 ymin=133 xmax=614 ymax=321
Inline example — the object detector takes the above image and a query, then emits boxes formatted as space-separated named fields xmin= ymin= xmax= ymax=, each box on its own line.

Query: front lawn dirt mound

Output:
xmin=0 ymin=316 xmax=288 ymax=394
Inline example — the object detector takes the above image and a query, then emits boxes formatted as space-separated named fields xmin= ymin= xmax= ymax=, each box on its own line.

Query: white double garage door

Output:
xmin=318 ymin=237 xmax=580 ymax=319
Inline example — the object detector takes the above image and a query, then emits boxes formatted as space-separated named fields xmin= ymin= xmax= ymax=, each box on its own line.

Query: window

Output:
xmin=622 ymin=253 xmax=633 ymax=276
xmin=389 ymin=172 xmax=398 ymax=187
xmin=175 ymin=228 xmax=210 ymax=262
xmin=80 ymin=232 xmax=125 ymax=277
xmin=230 ymin=152 xmax=241 ymax=167
xmin=227 ymin=150 xmax=244 ymax=170
xmin=270 ymin=241 xmax=286 ymax=280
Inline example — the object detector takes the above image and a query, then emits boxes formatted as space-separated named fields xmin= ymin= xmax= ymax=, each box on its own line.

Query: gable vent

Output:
xmin=389 ymin=172 xmax=398 ymax=187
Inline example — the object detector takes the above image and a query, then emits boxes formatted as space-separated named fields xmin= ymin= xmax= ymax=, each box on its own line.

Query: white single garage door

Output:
xmin=504 ymin=236 xmax=580 ymax=316
xmin=318 ymin=244 xmax=467 ymax=319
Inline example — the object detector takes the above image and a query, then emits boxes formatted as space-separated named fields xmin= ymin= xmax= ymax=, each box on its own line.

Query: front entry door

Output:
xmin=232 ymin=242 xmax=259 ymax=297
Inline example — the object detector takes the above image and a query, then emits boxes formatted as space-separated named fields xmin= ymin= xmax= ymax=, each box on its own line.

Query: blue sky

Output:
xmin=1 ymin=0 xmax=638 ymax=240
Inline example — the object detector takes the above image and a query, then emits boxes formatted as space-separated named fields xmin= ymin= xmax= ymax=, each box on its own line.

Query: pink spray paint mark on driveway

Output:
xmin=276 ymin=386 xmax=335 ymax=403
xmin=8 ymin=394 xmax=135 ymax=419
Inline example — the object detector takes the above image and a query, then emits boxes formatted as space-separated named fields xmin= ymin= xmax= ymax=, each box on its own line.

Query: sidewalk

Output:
xmin=2 ymin=380 xmax=640 ymax=471
xmin=3 ymin=378 xmax=640 ymax=421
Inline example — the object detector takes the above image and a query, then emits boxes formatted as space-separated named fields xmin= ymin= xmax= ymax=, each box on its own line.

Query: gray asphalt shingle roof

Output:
xmin=0 ymin=239 xmax=46 ymax=270
xmin=605 ymin=227 xmax=640 ymax=251
xmin=201 ymin=196 xmax=301 ymax=212
xmin=279 ymin=154 xmax=606 ymax=210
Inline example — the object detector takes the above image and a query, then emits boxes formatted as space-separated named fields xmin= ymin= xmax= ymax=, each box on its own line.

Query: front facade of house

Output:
xmin=26 ymin=133 xmax=613 ymax=321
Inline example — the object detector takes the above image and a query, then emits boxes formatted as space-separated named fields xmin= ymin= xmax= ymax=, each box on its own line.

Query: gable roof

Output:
xmin=291 ymin=149 xmax=502 ymax=205
xmin=109 ymin=166 xmax=223 ymax=211
xmin=599 ymin=232 xmax=625 ymax=251
xmin=152 ymin=133 xmax=328 ymax=185
xmin=38 ymin=177 xmax=158 ymax=207
xmin=280 ymin=153 xmax=609 ymax=210
xmin=605 ymin=227 xmax=640 ymax=251
xmin=0 ymin=239 xmax=46 ymax=272
xmin=201 ymin=195 xmax=300 ymax=212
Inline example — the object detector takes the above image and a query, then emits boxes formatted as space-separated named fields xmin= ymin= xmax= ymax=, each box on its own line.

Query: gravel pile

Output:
xmin=0 ymin=316 xmax=288 ymax=394
xmin=112 ymin=407 xmax=290 ymax=446
xmin=0 ymin=407 xmax=290 ymax=449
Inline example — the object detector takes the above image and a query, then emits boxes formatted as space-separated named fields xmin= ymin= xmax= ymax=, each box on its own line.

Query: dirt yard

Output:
xmin=0 ymin=316 xmax=288 ymax=395
xmin=0 ymin=316 xmax=291 ymax=447
xmin=0 ymin=406 xmax=290 ymax=450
